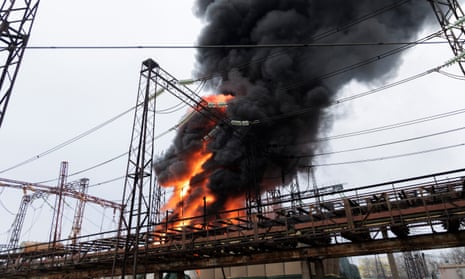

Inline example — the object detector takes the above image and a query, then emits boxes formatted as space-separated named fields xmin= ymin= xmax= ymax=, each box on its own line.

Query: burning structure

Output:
xmin=154 ymin=0 xmax=434 ymax=223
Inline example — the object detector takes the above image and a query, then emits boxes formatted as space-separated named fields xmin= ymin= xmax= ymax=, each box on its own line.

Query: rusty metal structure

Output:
xmin=0 ymin=168 xmax=464 ymax=278
xmin=112 ymin=59 xmax=160 ymax=278
xmin=6 ymin=191 xmax=45 ymax=250
xmin=0 ymin=0 xmax=40 ymax=128
xmin=0 ymin=176 xmax=123 ymax=251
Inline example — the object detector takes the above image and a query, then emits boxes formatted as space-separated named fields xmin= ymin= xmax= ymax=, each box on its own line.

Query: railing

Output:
xmin=1 ymin=168 xmax=465 ymax=277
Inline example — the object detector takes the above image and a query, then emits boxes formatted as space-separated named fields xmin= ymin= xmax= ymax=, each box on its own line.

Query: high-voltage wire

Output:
xmin=0 ymin=107 xmax=133 ymax=175
xmin=311 ymin=142 xmax=465 ymax=167
xmin=24 ymin=40 xmax=451 ymax=50
xmin=278 ymin=125 xmax=465 ymax=158
xmin=1 ymin=32 xmax=457 ymax=177
xmin=0 ymin=0 xmax=432 ymax=175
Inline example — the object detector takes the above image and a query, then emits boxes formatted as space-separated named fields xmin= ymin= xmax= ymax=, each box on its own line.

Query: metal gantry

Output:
xmin=1 ymin=168 xmax=465 ymax=278
xmin=429 ymin=0 xmax=465 ymax=75
xmin=113 ymin=59 xmax=159 ymax=278
xmin=6 ymin=191 xmax=45 ymax=249
xmin=0 ymin=0 xmax=40 ymax=128
xmin=0 ymin=176 xmax=123 ymax=250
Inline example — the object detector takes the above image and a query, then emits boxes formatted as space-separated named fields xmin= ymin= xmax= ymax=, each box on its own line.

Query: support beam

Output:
xmin=314 ymin=259 xmax=325 ymax=279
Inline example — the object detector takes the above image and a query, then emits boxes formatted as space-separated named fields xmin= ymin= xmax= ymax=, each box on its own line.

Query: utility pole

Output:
xmin=0 ymin=0 xmax=40 ymax=128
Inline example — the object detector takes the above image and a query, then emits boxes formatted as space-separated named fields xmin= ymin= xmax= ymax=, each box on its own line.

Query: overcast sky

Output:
xmin=0 ymin=1 xmax=464 ymax=244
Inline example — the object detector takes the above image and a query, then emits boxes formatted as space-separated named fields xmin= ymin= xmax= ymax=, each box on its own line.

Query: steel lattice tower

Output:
xmin=429 ymin=0 xmax=465 ymax=75
xmin=0 ymin=0 xmax=40 ymax=128
xmin=113 ymin=59 xmax=159 ymax=278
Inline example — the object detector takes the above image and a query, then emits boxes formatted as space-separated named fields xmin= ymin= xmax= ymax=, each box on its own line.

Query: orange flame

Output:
xmin=160 ymin=94 xmax=237 ymax=228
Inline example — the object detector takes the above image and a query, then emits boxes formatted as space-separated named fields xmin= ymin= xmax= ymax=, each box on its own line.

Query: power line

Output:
xmin=311 ymin=142 xmax=465 ymax=167
xmin=24 ymin=40 xmax=452 ymax=50
xmin=88 ymin=176 xmax=125 ymax=188
xmin=44 ymin=105 xmax=465 ymax=184
xmin=26 ymin=62 xmax=465 ymax=182
xmin=0 ymin=107 xmax=133 ymax=175
xmin=280 ymin=30 xmax=442 ymax=92
xmin=1 ymin=14 xmax=456 ymax=177
xmin=277 ymin=125 xmax=465 ymax=158
xmin=0 ymin=1 xmax=430 ymax=175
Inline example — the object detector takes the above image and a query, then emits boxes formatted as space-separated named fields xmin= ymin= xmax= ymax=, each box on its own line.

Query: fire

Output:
xmin=159 ymin=94 xmax=239 ymax=228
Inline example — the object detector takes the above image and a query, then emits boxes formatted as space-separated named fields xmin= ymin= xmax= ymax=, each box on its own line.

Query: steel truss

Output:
xmin=429 ymin=0 xmax=465 ymax=75
xmin=0 ymin=0 xmax=40 ymax=128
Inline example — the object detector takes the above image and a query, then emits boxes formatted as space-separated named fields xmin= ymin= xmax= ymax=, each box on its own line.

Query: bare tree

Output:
xmin=442 ymin=247 xmax=465 ymax=264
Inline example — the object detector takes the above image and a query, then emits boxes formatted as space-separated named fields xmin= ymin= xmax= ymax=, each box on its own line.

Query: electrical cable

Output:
xmin=24 ymin=40 xmax=452 ymax=50
xmin=0 ymin=5 xmax=456 ymax=180
xmin=88 ymin=176 xmax=125 ymax=188
xmin=0 ymin=107 xmax=134 ymax=175
xmin=285 ymin=106 xmax=465 ymax=146
xmin=311 ymin=142 xmax=465 ymax=167
xmin=437 ymin=69 xmax=465 ymax=80
xmin=191 ymin=0 xmax=427 ymax=82
xmin=0 ymin=2 xmax=437 ymax=176
xmin=275 ymin=125 xmax=465 ymax=158
xmin=156 ymin=102 xmax=187 ymax=114
xmin=279 ymin=31 xmax=441 ymax=92
xmin=36 ymin=153 xmax=128 ymax=184
xmin=0 ymin=198 xmax=15 ymax=215
xmin=260 ymin=56 xmax=463 ymax=134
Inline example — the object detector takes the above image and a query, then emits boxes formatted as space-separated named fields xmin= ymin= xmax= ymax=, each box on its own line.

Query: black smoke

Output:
xmin=155 ymin=0 xmax=434 ymax=216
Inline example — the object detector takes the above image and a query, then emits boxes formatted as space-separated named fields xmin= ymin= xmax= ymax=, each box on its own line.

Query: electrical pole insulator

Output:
xmin=429 ymin=0 xmax=465 ymax=76
xmin=0 ymin=0 xmax=40 ymax=128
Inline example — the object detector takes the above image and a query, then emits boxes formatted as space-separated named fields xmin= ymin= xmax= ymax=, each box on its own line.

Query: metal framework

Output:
xmin=429 ymin=0 xmax=465 ymax=75
xmin=69 ymin=178 xmax=89 ymax=244
xmin=0 ymin=176 xmax=122 ymax=251
xmin=6 ymin=191 xmax=45 ymax=249
xmin=113 ymin=59 xmax=239 ymax=277
xmin=113 ymin=59 xmax=159 ymax=277
xmin=49 ymin=161 xmax=68 ymax=247
xmin=1 ymin=168 xmax=465 ymax=278
xmin=0 ymin=177 xmax=122 ymax=209
xmin=0 ymin=0 xmax=40 ymax=128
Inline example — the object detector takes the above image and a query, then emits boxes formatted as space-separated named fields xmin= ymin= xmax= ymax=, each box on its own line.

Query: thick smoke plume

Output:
xmin=155 ymin=0 xmax=434 ymax=218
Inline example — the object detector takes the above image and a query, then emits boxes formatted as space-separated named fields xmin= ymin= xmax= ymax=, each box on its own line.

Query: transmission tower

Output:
xmin=429 ymin=0 xmax=465 ymax=75
xmin=113 ymin=59 xmax=159 ymax=278
xmin=0 ymin=0 xmax=40 ymax=128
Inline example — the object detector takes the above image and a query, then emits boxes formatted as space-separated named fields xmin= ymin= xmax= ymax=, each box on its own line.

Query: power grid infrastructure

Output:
xmin=0 ymin=1 xmax=465 ymax=279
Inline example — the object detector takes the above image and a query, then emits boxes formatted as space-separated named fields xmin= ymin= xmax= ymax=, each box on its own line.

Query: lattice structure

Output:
xmin=49 ymin=161 xmax=68 ymax=247
xmin=429 ymin=0 xmax=465 ymax=75
xmin=0 ymin=0 xmax=40 ymax=128
xmin=69 ymin=178 xmax=89 ymax=245
xmin=113 ymin=59 xmax=159 ymax=278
